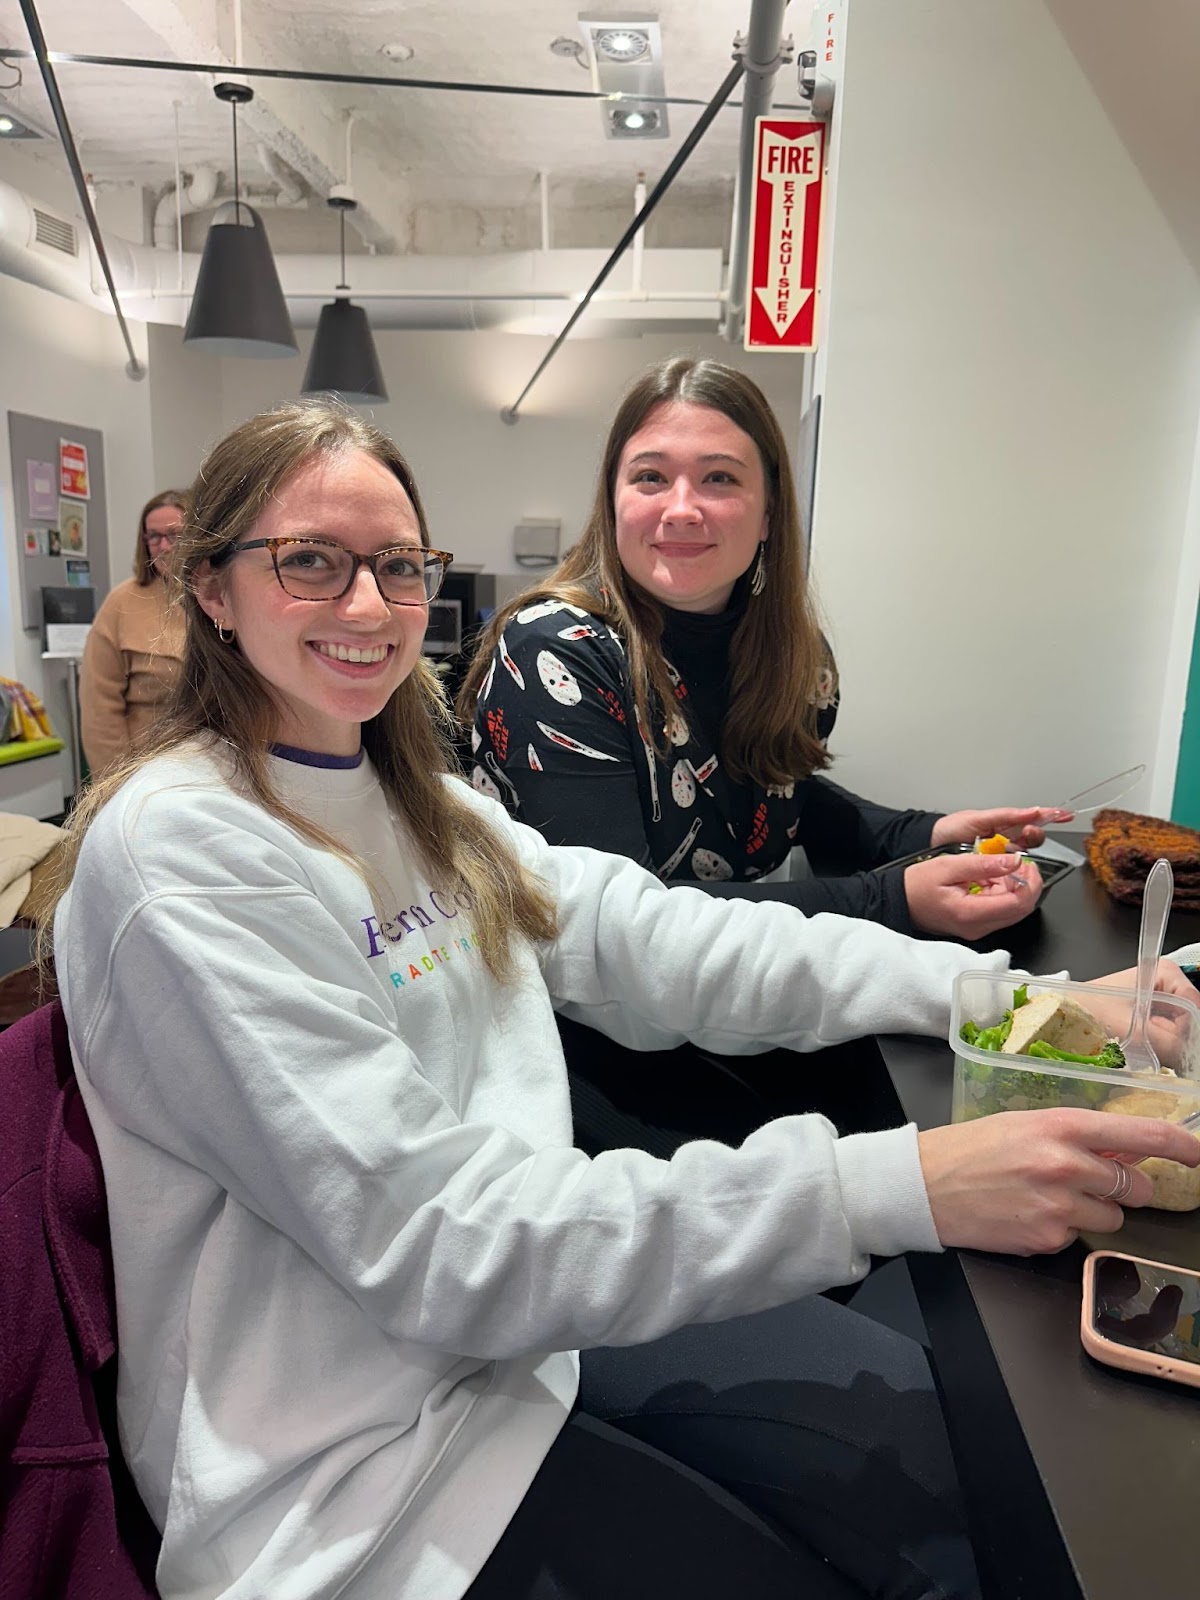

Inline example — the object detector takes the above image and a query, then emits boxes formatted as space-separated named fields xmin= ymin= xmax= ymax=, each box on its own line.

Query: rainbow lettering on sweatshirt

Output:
xmin=387 ymin=932 xmax=480 ymax=988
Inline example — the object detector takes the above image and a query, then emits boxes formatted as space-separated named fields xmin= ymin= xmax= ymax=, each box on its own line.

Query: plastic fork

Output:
xmin=1119 ymin=858 xmax=1174 ymax=1075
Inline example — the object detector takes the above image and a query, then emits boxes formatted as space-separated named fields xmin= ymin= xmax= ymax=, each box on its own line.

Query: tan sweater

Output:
xmin=80 ymin=576 xmax=185 ymax=778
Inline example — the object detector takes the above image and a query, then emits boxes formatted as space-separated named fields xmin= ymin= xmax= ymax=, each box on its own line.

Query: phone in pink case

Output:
xmin=1081 ymin=1250 xmax=1200 ymax=1389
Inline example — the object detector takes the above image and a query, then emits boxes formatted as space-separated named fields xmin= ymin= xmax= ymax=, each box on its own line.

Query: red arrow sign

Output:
xmin=744 ymin=118 xmax=826 ymax=352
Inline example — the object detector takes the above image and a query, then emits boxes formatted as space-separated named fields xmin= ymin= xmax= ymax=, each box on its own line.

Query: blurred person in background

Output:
xmin=80 ymin=489 xmax=187 ymax=779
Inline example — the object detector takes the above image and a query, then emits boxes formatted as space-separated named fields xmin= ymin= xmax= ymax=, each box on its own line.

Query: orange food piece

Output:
xmin=976 ymin=833 xmax=1011 ymax=854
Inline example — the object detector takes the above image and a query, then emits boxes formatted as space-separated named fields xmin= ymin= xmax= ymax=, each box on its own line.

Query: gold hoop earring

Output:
xmin=750 ymin=542 xmax=767 ymax=597
xmin=214 ymin=619 xmax=236 ymax=644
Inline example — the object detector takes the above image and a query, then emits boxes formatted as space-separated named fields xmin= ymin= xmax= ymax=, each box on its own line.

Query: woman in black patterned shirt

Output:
xmin=459 ymin=358 xmax=1068 ymax=939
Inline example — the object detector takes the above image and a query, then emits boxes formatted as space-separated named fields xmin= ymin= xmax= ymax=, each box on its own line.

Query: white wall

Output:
xmin=810 ymin=0 xmax=1200 ymax=820
xmin=147 ymin=323 xmax=225 ymax=493
xmin=148 ymin=328 xmax=806 ymax=571
xmin=0 ymin=270 xmax=153 ymax=809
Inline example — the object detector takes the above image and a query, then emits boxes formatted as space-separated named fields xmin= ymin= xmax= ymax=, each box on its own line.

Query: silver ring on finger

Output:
xmin=1100 ymin=1160 xmax=1134 ymax=1203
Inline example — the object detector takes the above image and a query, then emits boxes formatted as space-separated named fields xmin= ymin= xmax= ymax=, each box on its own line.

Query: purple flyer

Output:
xmin=26 ymin=459 xmax=56 ymax=520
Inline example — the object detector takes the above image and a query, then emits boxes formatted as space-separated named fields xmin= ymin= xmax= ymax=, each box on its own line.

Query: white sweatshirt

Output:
xmin=55 ymin=745 xmax=1010 ymax=1600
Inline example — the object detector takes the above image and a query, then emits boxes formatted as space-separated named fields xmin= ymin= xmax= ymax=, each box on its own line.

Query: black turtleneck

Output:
xmin=659 ymin=589 xmax=756 ymax=843
xmin=660 ymin=598 xmax=744 ymax=743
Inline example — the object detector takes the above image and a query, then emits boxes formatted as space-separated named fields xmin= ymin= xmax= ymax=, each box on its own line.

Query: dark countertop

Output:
xmin=878 ymin=855 xmax=1200 ymax=1600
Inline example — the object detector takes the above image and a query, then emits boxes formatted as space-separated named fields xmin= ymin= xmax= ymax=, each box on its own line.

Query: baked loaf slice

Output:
xmin=1100 ymin=1089 xmax=1200 ymax=1211
xmin=1085 ymin=809 xmax=1200 ymax=908
xmin=1002 ymin=992 xmax=1110 ymax=1058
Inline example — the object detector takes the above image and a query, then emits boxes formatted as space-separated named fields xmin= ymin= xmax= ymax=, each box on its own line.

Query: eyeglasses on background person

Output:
xmin=220 ymin=537 xmax=455 ymax=606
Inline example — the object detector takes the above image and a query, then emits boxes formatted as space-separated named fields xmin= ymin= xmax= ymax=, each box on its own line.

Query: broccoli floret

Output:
xmin=1027 ymin=1039 xmax=1126 ymax=1070
xmin=973 ymin=1022 xmax=1010 ymax=1051
xmin=960 ymin=988 xmax=1031 ymax=1053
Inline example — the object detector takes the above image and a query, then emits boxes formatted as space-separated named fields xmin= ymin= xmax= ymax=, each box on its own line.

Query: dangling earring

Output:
xmin=750 ymin=541 xmax=767 ymax=597
xmin=214 ymin=618 xmax=236 ymax=644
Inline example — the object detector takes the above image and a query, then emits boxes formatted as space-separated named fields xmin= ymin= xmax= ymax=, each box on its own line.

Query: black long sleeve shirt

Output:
xmin=471 ymin=597 xmax=942 ymax=933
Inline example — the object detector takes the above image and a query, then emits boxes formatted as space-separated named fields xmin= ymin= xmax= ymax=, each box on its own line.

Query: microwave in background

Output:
xmin=423 ymin=598 xmax=463 ymax=657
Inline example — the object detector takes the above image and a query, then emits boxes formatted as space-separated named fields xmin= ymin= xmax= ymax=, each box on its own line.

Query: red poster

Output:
xmin=744 ymin=119 xmax=826 ymax=353
xmin=59 ymin=439 xmax=90 ymax=500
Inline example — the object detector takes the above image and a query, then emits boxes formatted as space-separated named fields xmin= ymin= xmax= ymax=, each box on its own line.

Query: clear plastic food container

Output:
xmin=950 ymin=971 xmax=1200 ymax=1211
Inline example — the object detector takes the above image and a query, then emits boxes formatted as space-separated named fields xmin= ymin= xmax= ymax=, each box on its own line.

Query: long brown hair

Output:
xmin=39 ymin=401 xmax=557 ymax=983
xmin=458 ymin=357 xmax=831 ymax=786
xmin=133 ymin=488 xmax=188 ymax=584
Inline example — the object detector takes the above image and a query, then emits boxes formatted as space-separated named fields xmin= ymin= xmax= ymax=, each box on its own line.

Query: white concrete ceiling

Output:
xmin=7 ymin=1 xmax=1198 ymax=277
xmin=1046 ymin=0 xmax=1200 ymax=281
xmin=0 ymin=0 xmax=782 ymax=253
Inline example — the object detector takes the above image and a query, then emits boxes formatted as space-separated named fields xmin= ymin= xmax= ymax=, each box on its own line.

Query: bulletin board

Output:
xmin=7 ymin=411 xmax=110 ymax=633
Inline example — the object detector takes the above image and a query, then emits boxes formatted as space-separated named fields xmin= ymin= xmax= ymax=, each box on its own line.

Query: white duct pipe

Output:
xmin=0 ymin=177 xmax=725 ymax=335
xmin=153 ymin=158 xmax=307 ymax=252
xmin=258 ymin=145 xmax=304 ymax=206
xmin=539 ymin=171 xmax=551 ymax=252
xmin=153 ymin=164 xmax=219 ymax=250
xmin=344 ymin=111 xmax=358 ymax=189
xmin=173 ymin=101 xmax=183 ymax=288
xmin=721 ymin=0 xmax=790 ymax=341
xmin=631 ymin=172 xmax=647 ymax=296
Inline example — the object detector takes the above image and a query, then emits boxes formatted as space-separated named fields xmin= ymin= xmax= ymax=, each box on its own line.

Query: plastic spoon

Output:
xmin=1119 ymin=857 xmax=1174 ymax=1075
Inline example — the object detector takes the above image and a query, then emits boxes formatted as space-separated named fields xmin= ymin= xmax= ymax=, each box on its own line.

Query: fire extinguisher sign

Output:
xmin=744 ymin=118 xmax=826 ymax=352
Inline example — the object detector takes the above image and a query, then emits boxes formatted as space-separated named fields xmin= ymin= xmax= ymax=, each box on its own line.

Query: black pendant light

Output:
xmin=183 ymin=81 xmax=298 ymax=359
xmin=301 ymin=191 xmax=388 ymax=404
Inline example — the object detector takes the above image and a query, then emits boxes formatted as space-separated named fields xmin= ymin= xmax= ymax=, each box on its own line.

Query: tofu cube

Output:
xmin=1001 ymin=992 xmax=1110 ymax=1058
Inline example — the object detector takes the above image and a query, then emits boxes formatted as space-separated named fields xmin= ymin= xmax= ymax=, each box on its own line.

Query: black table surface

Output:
xmin=877 ymin=857 xmax=1200 ymax=1600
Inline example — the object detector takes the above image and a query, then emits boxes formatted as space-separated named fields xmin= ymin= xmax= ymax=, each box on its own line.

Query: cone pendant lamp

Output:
xmin=183 ymin=81 xmax=297 ymax=359
xmin=301 ymin=190 xmax=388 ymax=404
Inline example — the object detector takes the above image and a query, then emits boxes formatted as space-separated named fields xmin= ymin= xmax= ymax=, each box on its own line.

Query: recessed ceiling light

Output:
xmin=378 ymin=42 xmax=414 ymax=63
xmin=0 ymin=110 xmax=40 ymax=139
xmin=595 ymin=28 xmax=650 ymax=63
xmin=610 ymin=105 xmax=660 ymax=137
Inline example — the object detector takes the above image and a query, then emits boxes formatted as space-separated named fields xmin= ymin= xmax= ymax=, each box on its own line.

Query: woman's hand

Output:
xmin=918 ymin=1107 xmax=1200 ymax=1255
xmin=931 ymin=807 xmax=1074 ymax=850
xmin=1084 ymin=959 xmax=1196 ymax=1071
xmin=904 ymin=852 xmax=1043 ymax=938
xmin=1090 ymin=958 xmax=1196 ymax=1003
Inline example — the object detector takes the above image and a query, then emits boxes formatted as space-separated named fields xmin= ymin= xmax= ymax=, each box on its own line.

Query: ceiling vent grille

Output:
xmin=578 ymin=13 xmax=669 ymax=141
xmin=33 ymin=208 xmax=78 ymax=255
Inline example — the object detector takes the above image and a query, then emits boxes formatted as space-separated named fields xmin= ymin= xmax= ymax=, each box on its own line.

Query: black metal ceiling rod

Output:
xmin=14 ymin=2 xmax=144 ymax=378
xmin=0 ymin=45 xmax=799 ymax=110
xmin=501 ymin=57 xmax=745 ymax=424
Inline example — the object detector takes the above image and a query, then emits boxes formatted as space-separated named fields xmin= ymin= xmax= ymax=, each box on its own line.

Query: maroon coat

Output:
xmin=0 ymin=1000 xmax=159 ymax=1599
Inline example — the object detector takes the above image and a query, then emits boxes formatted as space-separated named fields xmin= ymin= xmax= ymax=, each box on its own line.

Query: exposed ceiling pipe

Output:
xmin=538 ymin=171 xmax=551 ymax=252
xmin=15 ymin=0 xmax=144 ymax=378
xmin=153 ymin=165 xmax=308 ymax=252
xmin=0 ymin=175 xmax=725 ymax=335
xmin=153 ymin=164 xmax=219 ymax=250
xmin=631 ymin=171 xmax=647 ymax=297
xmin=172 ymin=99 xmax=183 ymax=289
xmin=721 ymin=0 xmax=791 ymax=343
xmin=259 ymin=145 xmax=305 ymax=205
xmin=343 ymin=110 xmax=358 ymax=189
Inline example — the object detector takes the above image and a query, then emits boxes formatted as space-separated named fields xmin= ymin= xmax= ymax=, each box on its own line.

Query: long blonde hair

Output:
xmin=40 ymin=401 xmax=557 ymax=983
xmin=459 ymin=357 xmax=831 ymax=786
